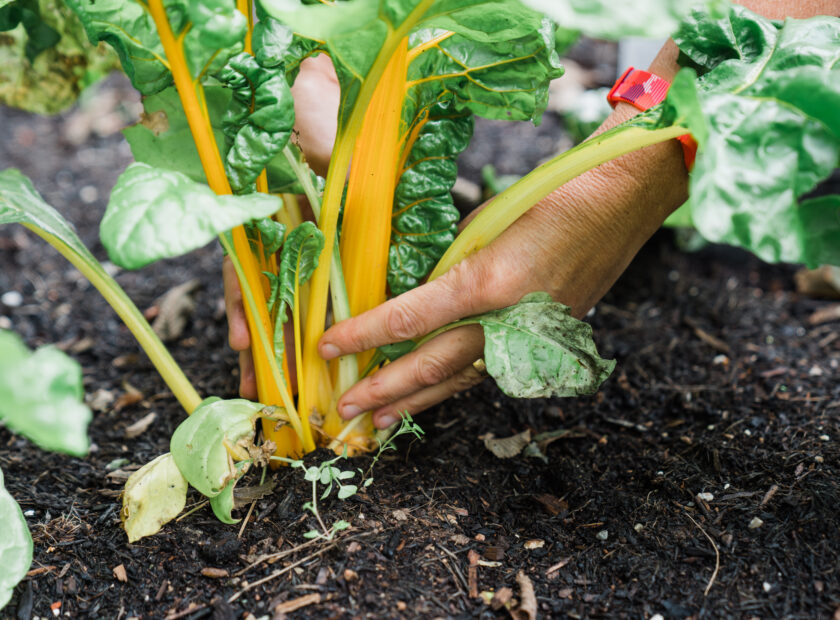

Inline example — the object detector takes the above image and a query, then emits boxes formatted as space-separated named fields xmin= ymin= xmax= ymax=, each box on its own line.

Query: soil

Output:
xmin=2 ymin=69 xmax=840 ymax=620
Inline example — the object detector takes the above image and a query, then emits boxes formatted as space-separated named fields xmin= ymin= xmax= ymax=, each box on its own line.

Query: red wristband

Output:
xmin=607 ymin=67 xmax=697 ymax=171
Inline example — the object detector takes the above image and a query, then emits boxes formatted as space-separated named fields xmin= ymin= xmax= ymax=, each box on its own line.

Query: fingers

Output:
xmin=319 ymin=260 xmax=499 ymax=360
xmin=370 ymin=362 xmax=488 ymax=429
xmin=238 ymin=350 xmax=257 ymax=400
xmin=336 ymin=324 xmax=484 ymax=422
xmin=223 ymin=257 xmax=250 ymax=351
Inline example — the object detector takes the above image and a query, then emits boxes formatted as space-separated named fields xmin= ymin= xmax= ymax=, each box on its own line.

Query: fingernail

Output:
xmin=375 ymin=413 xmax=399 ymax=429
xmin=320 ymin=342 xmax=340 ymax=360
xmin=340 ymin=403 xmax=362 ymax=419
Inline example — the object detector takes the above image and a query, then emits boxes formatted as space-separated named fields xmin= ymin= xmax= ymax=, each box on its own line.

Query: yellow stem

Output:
xmin=300 ymin=0 xmax=436 ymax=427
xmin=429 ymin=124 xmax=688 ymax=279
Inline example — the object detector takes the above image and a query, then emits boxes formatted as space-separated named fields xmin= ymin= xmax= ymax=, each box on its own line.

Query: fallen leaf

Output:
xmin=124 ymin=412 xmax=157 ymax=439
xmin=510 ymin=571 xmax=537 ymax=620
xmin=450 ymin=534 xmax=470 ymax=546
xmin=87 ymin=388 xmax=115 ymax=413
xmin=121 ymin=453 xmax=188 ymax=543
xmin=113 ymin=564 xmax=128 ymax=582
xmin=114 ymin=383 xmax=144 ymax=412
xmin=484 ymin=430 xmax=531 ymax=459
xmin=392 ymin=509 xmax=409 ymax=521
xmin=491 ymin=586 xmax=513 ymax=611
xmin=152 ymin=279 xmax=201 ymax=342
xmin=232 ymin=480 xmax=276 ymax=509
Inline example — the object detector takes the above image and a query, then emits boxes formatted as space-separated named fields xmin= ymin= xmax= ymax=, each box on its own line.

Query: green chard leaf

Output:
xmin=519 ymin=0 xmax=725 ymax=40
xmin=123 ymin=85 xmax=312 ymax=193
xmin=0 ymin=0 xmax=59 ymax=61
xmin=477 ymin=293 xmax=615 ymax=399
xmin=663 ymin=7 xmax=840 ymax=267
xmin=216 ymin=52 xmax=296 ymax=193
xmin=277 ymin=221 xmax=325 ymax=317
xmin=0 ymin=329 xmax=91 ymax=457
xmin=100 ymin=163 xmax=284 ymax=270
xmin=0 ymin=0 xmax=117 ymax=114
xmin=170 ymin=398 xmax=262 ymax=498
xmin=66 ymin=0 xmax=245 ymax=95
xmin=390 ymin=100 xmax=471 ymax=295
xmin=121 ymin=453 xmax=188 ymax=543
xmin=389 ymin=4 xmax=564 ymax=294
xmin=0 ymin=467 xmax=32 ymax=610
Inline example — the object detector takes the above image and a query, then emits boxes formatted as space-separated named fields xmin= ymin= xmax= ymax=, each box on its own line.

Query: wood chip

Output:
xmin=201 ymin=568 xmax=229 ymax=579
xmin=546 ymin=557 xmax=571 ymax=575
xmin=124 ymin=412 xmax=157 ymax=439
xmin=272 ymin=592 xmax=320 ymax=615
xmin=523 ymin=539 xmax=544 ymax=550
xmin=809 ymin=304 xmax=840 ymax=326
xmin=685 ymin=317 xmax=730 ymax=353
xmin=468 ymin=550 xmax=479 ymax=599
xmin=491 ymin=587 xmax=513 ymax=611
xmin=533 ymin=493 xmax=568 ymax=515
xmin=112 ymin=564 xmax=128 ymax=582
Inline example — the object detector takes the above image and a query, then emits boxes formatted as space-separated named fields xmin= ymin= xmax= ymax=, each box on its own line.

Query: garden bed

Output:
xmin=1 ymin=75 xmax=839 ymax=620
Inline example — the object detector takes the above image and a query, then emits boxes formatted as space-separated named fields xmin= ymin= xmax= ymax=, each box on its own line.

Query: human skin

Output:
xmin=227 ymin=0 xmax=838 ymax=421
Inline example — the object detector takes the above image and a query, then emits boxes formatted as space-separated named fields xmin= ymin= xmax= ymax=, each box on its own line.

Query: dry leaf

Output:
xmin=152 ymin=279 xmax=201 ymax=341
xmin=484 ymin=430 xmax=531 ymax=459
xmin=510 ymin=571 xmax=537 ymax=620
xmin=114 ymin=382 xmax=144 ymax=412
xmin=232 ymin=480 xmax=276 ymax=509
xmin=124 ymin=412 xmax=157 ymax=439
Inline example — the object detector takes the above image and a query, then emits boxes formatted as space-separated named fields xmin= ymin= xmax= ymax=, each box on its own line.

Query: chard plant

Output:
xmin=0 ymin=0 xmax=838 ymax=588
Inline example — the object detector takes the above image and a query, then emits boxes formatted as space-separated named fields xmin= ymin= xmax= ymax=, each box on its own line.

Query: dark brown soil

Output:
xmin=2 ymin=74 xmax=839 ymax=620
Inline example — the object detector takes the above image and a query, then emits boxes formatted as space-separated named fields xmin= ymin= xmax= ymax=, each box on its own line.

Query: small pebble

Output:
xmin=0 ymin=316 xmax=10 ymax=329
xmin=748 ymin=517 xmax=764 ymax=529
xmin=819 ymin=435 xmax=830 ymax=441
xmin=633 ymin=523 xmax=644 ymax=532
xmin=1 ymin=291 xmax=23 ymax=307
xmin=697 ymin=492 xmax=714 ymax=502
xmin=79 ymin=185 xmax=98 ymax=204
xmin=815 ymin=456 xmax=824 ymax=463
xmin=651 ymin=615 xmax=665 ymax=620
xmin=596 ymin=530 xmax=608 ymax=541
xmin=713 ymin=354 xmax=729 ymax=366
xmin=763 ymin=581 xmax=772 ymax=593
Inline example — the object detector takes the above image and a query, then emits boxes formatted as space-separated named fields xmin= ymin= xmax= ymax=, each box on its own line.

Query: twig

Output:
xmin=237 ymin=500 xmax=258 ymax=539
xmin=234 ymin=537 xmax=322 ymax=577
xmin=164 ymin=602 xmax=207 ymax=620
xmin=436 ymin=544 xmax=469 ymax=592
xmin=685 ymin=513 xmax=720 ymax=596
xmin=760 ymin=484 xmax=779 ymax=508
xmin=228 ymin=541 xmax=340 ymax=603
xmin=175 ymin=500 xmax=208 ymax=522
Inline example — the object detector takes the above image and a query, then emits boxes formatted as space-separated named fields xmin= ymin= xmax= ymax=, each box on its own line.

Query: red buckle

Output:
xmin=608 ymin=67 xmax=697 ymax=171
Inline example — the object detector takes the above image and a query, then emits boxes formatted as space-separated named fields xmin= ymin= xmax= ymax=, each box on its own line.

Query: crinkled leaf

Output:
xmin=0 ymin=467 xmax=33 ymax=610
xmin=519 ymin=0 xmax=724 ymax=40
xmin=123 ymin=85 xmax=310 ymax=193
xmin=100 ymin=163 xmax=284 ymax=270
xmin=477 ymin=292 xmax=615 ymax=398
xmin=277 ymin=221 xmax=325 ymax=319
xmin=484 ymin=429 xmax=531 ymax=459
xmin=405 ymin=8 xmax=564 ymax=124
xmin=66 ymin=0 xmax=245 ymax=95
xmin=0 ymin=330 xmax=91 ymax=456
xmin=260 ymin=0 xmax=534 ymax=132
xmin=247 ymin=218 xmax=287 ymax=265
xmin=216 ymin=52 xmax=296 ymax=192
xmin=170 ymin=398 xmax=262 ymax=498
xmin=121 ymin=453 xmax=188 ymax=543
xmin=123 ymin=86 xmax=232 ymax=184
xmin=390 ymin=100 xmax=471 ymax=294
xmin=663 ymin=7 xmax=840 ymax=267
xmin=0 ymin=0 xmax=59 ymax=61
xmin=0 ymin=0 xmax=116 ymax=114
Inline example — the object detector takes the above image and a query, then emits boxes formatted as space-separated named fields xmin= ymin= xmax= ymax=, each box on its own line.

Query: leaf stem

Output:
xmin=25 ymin=225 xmax=202 ymax=413
xmin=429 ymin=124 xmax=688 ymax=279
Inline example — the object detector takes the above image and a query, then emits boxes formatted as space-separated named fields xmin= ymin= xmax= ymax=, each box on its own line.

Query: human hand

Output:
xmin=318 ymin=113 xmax=689 ymax=428
xmin=225 ymin=53 xmax=339 ymax=399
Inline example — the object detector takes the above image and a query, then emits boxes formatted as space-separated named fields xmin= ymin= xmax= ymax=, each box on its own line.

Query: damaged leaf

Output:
xmin=483 ymin=429 xmax=532 ymax=459
xmin=121 ymin=453 xmax=188 ymax=543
